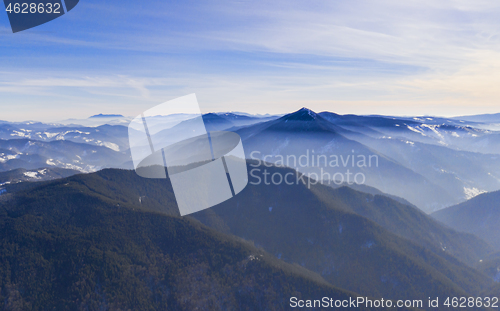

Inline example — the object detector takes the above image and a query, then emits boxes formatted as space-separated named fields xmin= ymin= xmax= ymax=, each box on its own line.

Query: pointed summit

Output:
xmin=263 ymin=107 xmax=346 ymax=134
xmin=200 ymin=113 xmax=234 ymax=131
xmin=281 ymin=107 xmax=319 ymax=121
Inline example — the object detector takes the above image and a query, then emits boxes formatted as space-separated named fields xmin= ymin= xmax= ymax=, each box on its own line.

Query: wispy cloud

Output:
xmin=1 ymin=0 xmax=500 ymax=121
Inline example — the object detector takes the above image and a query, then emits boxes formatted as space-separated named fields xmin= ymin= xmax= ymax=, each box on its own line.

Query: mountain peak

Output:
xmin=201 ymin=113 xmax=232 ymax=123
xmin=282 ymin=107 xmax=319 ymax=121
xmin=202 ymin=112 xmax=221 ymax=118
xmin=89 ymin=114 xmax=124 ymax=119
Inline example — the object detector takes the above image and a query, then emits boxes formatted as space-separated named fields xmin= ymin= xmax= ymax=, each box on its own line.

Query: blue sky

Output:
xmin=1 ymin=0 xmax=500 ymax=121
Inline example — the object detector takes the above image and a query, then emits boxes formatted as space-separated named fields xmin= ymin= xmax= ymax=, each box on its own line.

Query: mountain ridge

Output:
xmin=9 ymin=165 xmax=492 ymax=301
xmin=0 ymin=169 xmax=374 ymax=311
xmin=89 ymin=113 xmax=125 ymax=118
xmin=432 ymin=190 xmax=500 ymax=251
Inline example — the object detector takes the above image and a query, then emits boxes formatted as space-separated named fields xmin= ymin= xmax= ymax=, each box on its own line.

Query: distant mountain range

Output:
xmin=0 ymin=123 xmax=131 ymax=151
xmin=0 ymin=167 xmax=79 ymax=185
xmin=452 ymin=113 xmax=500 ymax=123
xmin=0 ymin=138 xmax=131 ymax=173
xmin=0 ymin=167 xmax=80 ymax=200
xmin=2 ymin=109 xmax=500 ymax=214
xmin=234 ymin=108 xmax=500 ymax=212
xmin=89 ymin=113 xmax=125 ymax=118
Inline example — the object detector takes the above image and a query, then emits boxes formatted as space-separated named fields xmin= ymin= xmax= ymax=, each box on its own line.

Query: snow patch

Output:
xmin=0 ymin=154 xmax=19 ymax=163
xmin=422 ymin=124 xmax=444 ymax=140
xmin=10 ymin=130 xmax=29 ymax=137
xmin=44 ymin=132 xmax=59 ymax=138
xmin=23 ymin=171 xmax=40 ymax=179
xmin=102 ymin=142 xmax=120 ymax=151
xmin=248 ymin=254 xmax=262 ymax=261
xmin=406 ymin=125 xmax=425 ymax=135
xmin=463 ymin=187 xmax=487 ymax=200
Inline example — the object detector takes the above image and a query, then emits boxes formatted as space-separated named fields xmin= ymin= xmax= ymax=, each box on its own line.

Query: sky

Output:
xmin=1 ymin=0 xmax=500 ymax=121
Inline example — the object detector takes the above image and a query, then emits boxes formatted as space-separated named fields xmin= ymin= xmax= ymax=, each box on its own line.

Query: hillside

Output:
xmin=476 ymin=253 xmax=500 ymax=282
xmin=0 ymin=174 xmax=369 ymax=311
xmin=432 ymin=190 xmax=500 ymax=251
xmin=192 ymin=164 xmax=494 ymax=300
xmin=15 ymin=166 xmax=496 ymax=303
xmin=311 ymin=186 xmax=493 ymax=267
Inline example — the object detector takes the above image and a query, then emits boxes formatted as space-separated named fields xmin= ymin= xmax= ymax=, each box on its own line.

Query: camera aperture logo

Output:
xmin=128 ymin=94 xmax=249 ymax=217
xmin=3 ymin=0 xmax=79 ymax=33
